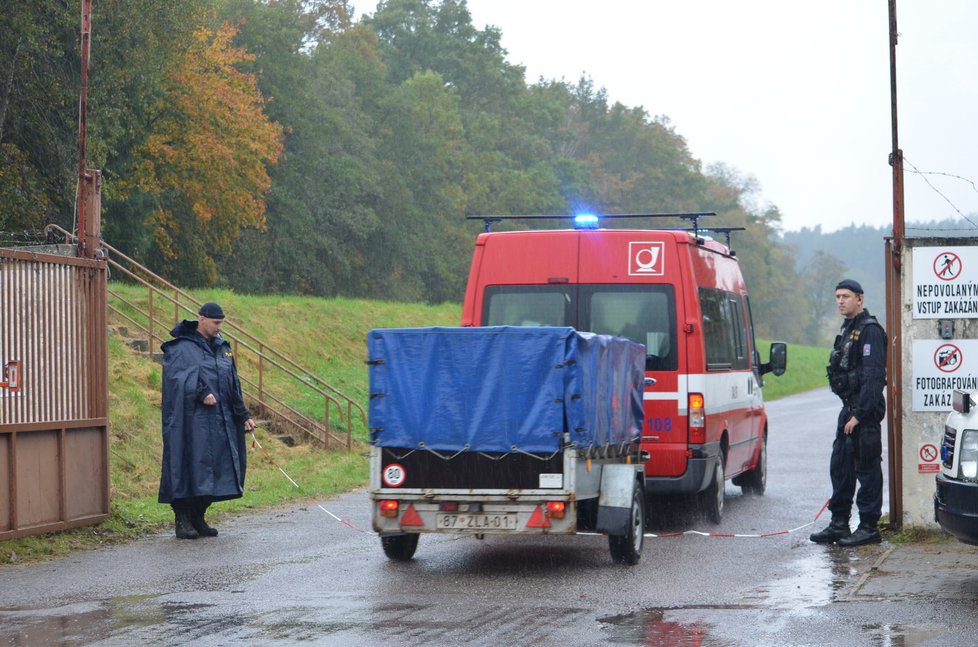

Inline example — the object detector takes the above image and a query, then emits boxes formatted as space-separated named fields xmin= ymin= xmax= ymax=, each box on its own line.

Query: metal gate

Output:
xmin=0 ymin=247 xmax=109 ymax=540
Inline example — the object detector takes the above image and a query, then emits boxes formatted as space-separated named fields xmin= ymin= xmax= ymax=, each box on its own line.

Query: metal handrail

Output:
xmin=47 ymin=224 xmax=365 ymax=448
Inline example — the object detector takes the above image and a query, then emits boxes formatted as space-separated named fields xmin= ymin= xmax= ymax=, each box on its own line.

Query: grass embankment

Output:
xmin=0 ymin=286 xmax=827 ymax=564
xmin=758 ymin=340 xmax=829 ymax=401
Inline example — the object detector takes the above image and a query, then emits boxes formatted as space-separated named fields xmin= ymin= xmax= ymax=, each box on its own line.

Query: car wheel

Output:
xmin=609 ymin=484 xmax=645 ymax=565
xmin=698 ymin=454 xmax=725 ymax=525
xmin=381 ymin=533 xmax=419 ymax=561
xmin=741 ymin=434 xmax=767 ymax=496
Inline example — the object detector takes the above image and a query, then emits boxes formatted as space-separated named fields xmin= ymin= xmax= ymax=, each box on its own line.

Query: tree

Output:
xmin=132 ymin=19 xmax=284 ymax=285
xmin=367 ymin=70 xmax=474 ymax=302
xmin=218 ymin=0 xmax=388 ymax=296
xmin=801 ymin=249 xmax=848 ymax=345
xmin=0 ymin=0 xmax=82 ymax=233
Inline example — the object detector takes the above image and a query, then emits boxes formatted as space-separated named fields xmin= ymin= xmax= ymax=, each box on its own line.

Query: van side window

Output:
xmin=727 ymin=294 xmax=749 ymax=370
xmin=699 ymin=287 xmax=748 ymax=370
xmin=746 ymin=295 xmax=761 ymax=373
xmin=482 ymin=286 xmax=572 ymax=326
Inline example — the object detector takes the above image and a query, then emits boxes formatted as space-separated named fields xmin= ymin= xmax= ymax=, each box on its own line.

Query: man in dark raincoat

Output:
xmin=159 ymin=302 xmax=255 ymax=539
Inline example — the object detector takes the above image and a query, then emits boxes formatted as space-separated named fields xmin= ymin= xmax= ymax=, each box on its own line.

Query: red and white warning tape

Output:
xmin=643 ymin=499 xmax=830 ymax=538
xmin=252 ymin=432 xmax=830 ymax=540
xmin=251 ymin=432 xmax=373 ymax=534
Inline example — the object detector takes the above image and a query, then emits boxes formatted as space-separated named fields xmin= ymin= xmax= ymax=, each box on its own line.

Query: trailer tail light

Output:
xmin=438 ymin=502 xmax=459 ymax=512
xmin=688 ymin=392 xmax=705 ymax=444
xmin=379 ymin=500 xmax=399 ymax=518
xmin=546 ymin=501 xmax=566 ymax=519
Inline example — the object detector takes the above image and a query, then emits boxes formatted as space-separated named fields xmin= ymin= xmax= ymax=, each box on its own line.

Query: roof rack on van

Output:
xmin=700 ymin=227 xmax=746 ymax=255
xmin=467 ymin=212 xmax=718 ymax=234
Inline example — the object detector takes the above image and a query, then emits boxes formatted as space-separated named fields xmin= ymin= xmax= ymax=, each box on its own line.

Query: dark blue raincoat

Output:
xmin=158 ymin=320 xmax=249 ymax=504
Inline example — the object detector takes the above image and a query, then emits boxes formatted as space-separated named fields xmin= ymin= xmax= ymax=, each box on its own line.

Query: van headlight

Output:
xmin=959 ymin=430 xmax=978 ymax=480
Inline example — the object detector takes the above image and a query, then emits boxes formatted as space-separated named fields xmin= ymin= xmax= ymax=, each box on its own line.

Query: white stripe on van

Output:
xmin=643 ymin=391 xmax=680 ymax=400
xmin=643 ymin=372 xmax=755 ymax=416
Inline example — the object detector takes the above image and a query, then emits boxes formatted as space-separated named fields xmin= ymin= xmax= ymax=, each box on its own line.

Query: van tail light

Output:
xmin=688 ymin=392 xmax=706 ymax=444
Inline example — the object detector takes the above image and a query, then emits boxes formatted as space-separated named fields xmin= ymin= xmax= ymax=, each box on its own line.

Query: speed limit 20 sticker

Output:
xmin=382 ymin=463 xmax=407 ymax=487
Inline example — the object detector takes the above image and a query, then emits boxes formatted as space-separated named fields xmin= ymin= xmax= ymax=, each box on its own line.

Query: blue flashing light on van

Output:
xmin=574 ymin=214 xmax=600 ymax=229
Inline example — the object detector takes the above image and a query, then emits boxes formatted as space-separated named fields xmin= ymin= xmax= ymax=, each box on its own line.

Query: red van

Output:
xmin=460 ymin=215 xmax=787 ymax=522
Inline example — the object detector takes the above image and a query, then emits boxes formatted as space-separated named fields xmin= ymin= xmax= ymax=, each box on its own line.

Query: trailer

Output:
xmin=368 ymin=326 xmax=647 ymax=564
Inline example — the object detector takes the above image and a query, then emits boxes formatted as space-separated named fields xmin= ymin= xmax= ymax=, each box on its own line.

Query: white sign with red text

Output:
xmin=912 ymin=340 xmax=978 ymax=410
xmin=912 ymin=246 xmax=978 ymax=318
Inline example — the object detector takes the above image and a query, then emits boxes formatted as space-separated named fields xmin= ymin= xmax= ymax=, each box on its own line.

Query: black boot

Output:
xmin=809 ymin=516 xmax=851 ymax=544
xmin=173 ymin=503 xmax=199 ymax=540
xmin=190 ymin=501 xmax=218 ymax=538
xmin=837 ymin=522 xmax=882 ymax=547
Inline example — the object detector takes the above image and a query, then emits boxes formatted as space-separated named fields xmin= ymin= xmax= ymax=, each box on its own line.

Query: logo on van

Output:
xmin=629 ymin=241 xmax=665 ymax=276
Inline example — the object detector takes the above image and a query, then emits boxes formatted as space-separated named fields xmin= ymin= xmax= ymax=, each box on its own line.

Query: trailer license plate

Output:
xmin=436 ymin=513 xmax=517 ymax=530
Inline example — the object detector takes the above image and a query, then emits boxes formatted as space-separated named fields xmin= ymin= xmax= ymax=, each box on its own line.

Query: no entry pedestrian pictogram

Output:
xmin=934 ymin=251 xmax=962 ymax=281
xmin=934 ymin=344 xmax=963 ymax=373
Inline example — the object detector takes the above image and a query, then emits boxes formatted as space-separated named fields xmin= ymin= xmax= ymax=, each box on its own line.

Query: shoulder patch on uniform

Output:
xmin=863 ymin=344 xmax=872 ymax=356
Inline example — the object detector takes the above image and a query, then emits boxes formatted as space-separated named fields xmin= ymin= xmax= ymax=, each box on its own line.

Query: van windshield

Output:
xmin=482 ymin=284 xmax=677 ymax=371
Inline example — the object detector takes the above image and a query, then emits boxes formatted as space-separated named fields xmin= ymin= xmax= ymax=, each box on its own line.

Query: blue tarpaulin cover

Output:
xmin=368 ymin=326 xmax=644 ymax=453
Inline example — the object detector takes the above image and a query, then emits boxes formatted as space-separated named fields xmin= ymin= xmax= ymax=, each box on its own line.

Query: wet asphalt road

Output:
xmin=2 ymin=388 xmax=978 ymax=646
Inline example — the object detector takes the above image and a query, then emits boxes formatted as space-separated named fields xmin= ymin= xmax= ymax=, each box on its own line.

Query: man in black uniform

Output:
xmin=810 ymin=279 xmax=887 ymax=546
xmin=158 ymin=302 xmax=256 ymax=539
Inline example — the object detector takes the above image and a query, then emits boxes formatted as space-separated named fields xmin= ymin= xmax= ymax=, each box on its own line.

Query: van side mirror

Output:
xmin=760 ymin=342 xmax=787 ymax=377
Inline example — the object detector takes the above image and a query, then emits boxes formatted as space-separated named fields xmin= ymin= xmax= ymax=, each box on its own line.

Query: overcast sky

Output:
xmin=358 ymin=1 xmax=978 ymax=234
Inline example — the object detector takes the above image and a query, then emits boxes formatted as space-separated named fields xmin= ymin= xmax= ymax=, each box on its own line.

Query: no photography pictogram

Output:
xmin=935 ymin=344 xmax=963 ymax=373
xmin=934 ymin=251 xmax=962 ymax=281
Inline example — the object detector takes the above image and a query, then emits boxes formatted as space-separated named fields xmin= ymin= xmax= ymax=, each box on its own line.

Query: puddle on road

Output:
xmin=599 ymin=608 xmax=722 ymax=646
xmin=0 ymin=595 xmax=225 ymax=646
xmin=597 ymin=550 xmax=865 ymax=645
xmin=747 ymin=548 xmax=859 ymax=610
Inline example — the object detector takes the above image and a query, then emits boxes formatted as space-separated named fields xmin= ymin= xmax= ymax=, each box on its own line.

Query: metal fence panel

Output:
xmin=0 ymin=248 xmax=109 ymax=539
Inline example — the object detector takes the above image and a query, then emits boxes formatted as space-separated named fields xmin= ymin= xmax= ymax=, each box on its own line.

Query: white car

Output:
xmin=935 ymin=390 xmax=978 ymax=545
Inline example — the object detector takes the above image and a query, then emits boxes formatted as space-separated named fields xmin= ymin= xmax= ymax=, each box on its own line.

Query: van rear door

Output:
xmin=578 ymin=232 xmax=688 ymax=478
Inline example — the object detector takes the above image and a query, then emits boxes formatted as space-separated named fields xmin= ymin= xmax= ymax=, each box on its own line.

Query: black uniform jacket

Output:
xmin=841 ymin=310 xmax=887 ymax=425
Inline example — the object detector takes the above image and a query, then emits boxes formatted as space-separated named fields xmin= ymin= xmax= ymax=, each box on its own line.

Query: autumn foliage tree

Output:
xmin=132 ymin=19 xmax=284 ymax=285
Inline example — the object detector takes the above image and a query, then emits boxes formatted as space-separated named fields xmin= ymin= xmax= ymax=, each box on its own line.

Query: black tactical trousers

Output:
xmin=827 ymin=408 xmax=883 ymax=525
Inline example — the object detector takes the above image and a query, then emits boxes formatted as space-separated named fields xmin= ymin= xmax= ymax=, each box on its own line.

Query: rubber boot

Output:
xmin=191 ymin=501 xmax=218 ymax=537
xmin=809 ymin=516 xmax=851 ymax=544
xmin=837 ymin=521 xmax=882 ymax=547
xmin=173 ymin=503 xmax=199 ymax=540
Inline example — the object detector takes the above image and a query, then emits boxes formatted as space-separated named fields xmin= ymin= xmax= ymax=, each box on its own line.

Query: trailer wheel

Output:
xmin=698 ymin=454 xmax=725 ymax=524
xmin=381 ymin=533 xmax=419 ymax=561
xmin=609 ymin=484 xmax=645 ymax=565
xmin=739 ymin=434 xmax=767 ymax=496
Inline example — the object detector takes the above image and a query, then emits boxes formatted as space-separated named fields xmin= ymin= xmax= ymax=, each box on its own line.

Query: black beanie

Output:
xmin=198 ymin=302 xmax=225 ymax=319
xmin=835 ymin=279 xmax=863 ymax=295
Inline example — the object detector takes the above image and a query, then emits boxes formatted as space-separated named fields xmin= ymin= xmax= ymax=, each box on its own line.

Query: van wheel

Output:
xmin=381 ymin=533 xmax=419 ymax=561
xmin=698 ymin=455 xmax=724 ymax=524
xmin=740 ymin=435 xmax=767 ymax=496
xmin=609 ymin=484 xmax=645 ymax=565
